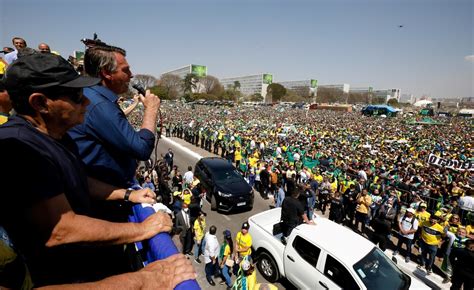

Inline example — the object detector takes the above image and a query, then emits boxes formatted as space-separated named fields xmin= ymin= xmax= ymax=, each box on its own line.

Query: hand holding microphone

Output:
xmin=132 ymin=83 xmax=160 ymax=112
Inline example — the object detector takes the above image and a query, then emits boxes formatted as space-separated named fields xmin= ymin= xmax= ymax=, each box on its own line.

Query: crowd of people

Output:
xmin=151 ymin=101 xmax=473 ymax=286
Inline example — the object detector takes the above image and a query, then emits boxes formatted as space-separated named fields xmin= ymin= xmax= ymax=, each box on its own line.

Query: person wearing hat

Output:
xmin=415 ymin=202 xmax=431 ymax=224
xmin=219 ymin=230 xmax=234 ymax=289
xmin=234 ymin=222 xmax=253 ymax=267
xmin=394 ymin=207 xmax=419 ymax=262
xmin=68 ymin=43 xmax=160 ymax=189
xmin=417 ymin=214 xmax=446 ymax=275
xmin=0 ymin=53 xmax=195 ymax=288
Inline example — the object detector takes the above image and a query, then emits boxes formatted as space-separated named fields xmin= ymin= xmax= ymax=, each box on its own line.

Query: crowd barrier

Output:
xmin=129 ymin=204 xmax=200 ymax=290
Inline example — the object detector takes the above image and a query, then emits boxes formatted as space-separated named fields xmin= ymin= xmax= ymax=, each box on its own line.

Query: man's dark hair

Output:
xmin=12 ymin=37 xmax=27 ymax=46
xmin=84 ymin=45 xmax=126 ymax=78
xmin=188 ymin=166 xmax=192 ymax=171
xmin=209 ymin=225 xmax=217 ymax=235
xmin=2 ymin=47 xmax=14 ymax=54
xmin=291 ymin=189 xmax=299 ymax=198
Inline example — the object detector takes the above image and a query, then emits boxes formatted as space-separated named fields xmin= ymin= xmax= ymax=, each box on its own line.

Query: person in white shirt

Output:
xmin=183 ymin=166 xmax=194 ymax=187
xmin=204 ymin=225 xmax=220 ymax=286
xmin=394 ymin=208 xmax=419 ymax=262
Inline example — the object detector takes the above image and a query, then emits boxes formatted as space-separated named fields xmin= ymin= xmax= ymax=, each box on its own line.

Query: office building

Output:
xmin=161 ymin=64 xmax=207 ymax=79
xmin=220 ymin=73 xmax=273 ymax=101
xmin=350 ymin=87 xmax=400 ymax=102
xmin=277 ymin=79 xmax=318 ymax=97
xmin=319 ymin=84 xmax=350 ymax=94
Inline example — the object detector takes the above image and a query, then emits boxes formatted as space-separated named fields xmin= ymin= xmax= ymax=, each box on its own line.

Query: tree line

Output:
xmin=131 ymin=73 xmax=398 ymax=106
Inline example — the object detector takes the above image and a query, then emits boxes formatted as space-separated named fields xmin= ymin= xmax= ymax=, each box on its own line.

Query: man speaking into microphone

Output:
xmin=68 ymin=43 xmax=160 ymax=190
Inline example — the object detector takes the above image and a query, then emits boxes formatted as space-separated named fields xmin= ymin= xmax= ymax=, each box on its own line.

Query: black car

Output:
xmin=194 ymin=157 xmax=254 ymax=212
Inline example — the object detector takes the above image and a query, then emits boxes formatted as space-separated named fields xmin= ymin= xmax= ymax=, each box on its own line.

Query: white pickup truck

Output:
xmin=248 ymin=208 xmax=430 ymax=290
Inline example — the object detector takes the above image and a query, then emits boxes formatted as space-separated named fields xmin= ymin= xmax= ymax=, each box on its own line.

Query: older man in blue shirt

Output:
xmin=68 ymin=45 xmax=160 ymax=188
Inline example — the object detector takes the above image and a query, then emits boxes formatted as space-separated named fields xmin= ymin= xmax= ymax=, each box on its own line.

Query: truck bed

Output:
xmin=248 ymin=208 xmax=285 ymax=243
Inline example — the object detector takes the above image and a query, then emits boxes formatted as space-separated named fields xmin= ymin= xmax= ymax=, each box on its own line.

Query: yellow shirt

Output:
xmin=421 ymin=221 xmax=445 ymax=246
xmin=0 ymin=61 xmax=6 ymax=75
xmin=313 ymin=174 xmax=323 ymax=184
xmin=236 ymin=232 xmax=252 ymax=257
xmin=415 ymin=210 xmax=431 ymax=224
xmin=340 ymin=180 xmax=355 ymax=193
xmin=356 ymin=194 xmax=372 ymax=214
xmin=330 ymin=181 xmax=338 ymax=193
xmin=0 ymin=115 xmax=8 ymax=125
xmin=182 ymin=192 xmax=192 ymax=205
xmin=193 ymin=218 xmax=206 ymax=242
xmin=235 ymin=149 xmax=242 ymax=161
xmin=249 ymin=157 xmax=258 ymax=168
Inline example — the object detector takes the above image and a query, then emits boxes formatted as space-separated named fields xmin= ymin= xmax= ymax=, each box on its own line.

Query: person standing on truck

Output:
xmin=280 ymin=189 xmax=315 ymax=243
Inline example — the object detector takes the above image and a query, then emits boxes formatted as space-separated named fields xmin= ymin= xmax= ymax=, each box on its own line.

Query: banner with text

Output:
xmin=428 ymin=153 xmax=474 ymax=171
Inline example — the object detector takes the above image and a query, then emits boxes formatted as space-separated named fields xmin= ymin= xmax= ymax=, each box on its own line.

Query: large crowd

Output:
xmin=147 ymin=102 xmax=473 ymax=285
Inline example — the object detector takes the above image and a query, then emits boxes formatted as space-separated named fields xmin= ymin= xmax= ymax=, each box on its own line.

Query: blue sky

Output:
xmin=1 ymin=0 xmax=472 ymax=98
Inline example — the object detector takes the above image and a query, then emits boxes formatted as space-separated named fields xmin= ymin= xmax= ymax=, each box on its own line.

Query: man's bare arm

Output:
xmin=30 ymin=194 xmax=171 ymax=247
xmin=87 ymin=177 xmax=156 ymax=204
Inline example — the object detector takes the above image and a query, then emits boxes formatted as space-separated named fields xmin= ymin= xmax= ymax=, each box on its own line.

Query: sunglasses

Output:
xmin=45 ymin=88 xmax=86 ymax=104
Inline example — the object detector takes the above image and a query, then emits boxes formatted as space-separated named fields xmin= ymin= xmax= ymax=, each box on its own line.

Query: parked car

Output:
xmin=248 ymin=208 xmax=429 ymax=290
xmin=194 ymin=157 xmax=254 ymax=212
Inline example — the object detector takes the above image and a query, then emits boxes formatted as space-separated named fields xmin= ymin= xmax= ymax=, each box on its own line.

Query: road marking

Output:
xmin=223 ymin=215 xmax=231 ymax=221
xmin=161 ymin=135 xmax=203 ymax=160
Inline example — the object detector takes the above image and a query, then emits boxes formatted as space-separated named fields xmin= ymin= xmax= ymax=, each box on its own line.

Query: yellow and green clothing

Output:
xmin=415 ymin=210 xmax=431 ymax=224
xmin=236 ymin=231 xmax=252 ymax=257
xmin=420 ymin=221 xmax=445 ymax=246
xmin=193 ymin=218 xmax=206 ymax=242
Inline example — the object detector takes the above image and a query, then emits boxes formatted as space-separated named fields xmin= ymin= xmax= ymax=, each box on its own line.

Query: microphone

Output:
xmin=132 ymin=83 xmax=146 ymax=96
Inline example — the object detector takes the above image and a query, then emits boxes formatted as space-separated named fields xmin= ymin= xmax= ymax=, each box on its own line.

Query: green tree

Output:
xmin=182 ymin=73 xmax=197 ymax=95
xmin=234 ymin=81 xmax=241 ymax=91
xmin=316 ymin=88 xmax=344 ymax=103
xmin=159 ymin=74 xmax=182 ymax=99
xmin=387 ymin=98 xmax=399 ymax=107
xmin=347 ymin=92 xmax=368 ymax=104
xmin=372 ymin=96 xmax=386 ymax=104
xmin=149 ymin=85 xmax=170 ymax=100
xmin=248 ymin=93 xmax=264 ymax=102
xmin=266 ymin=83 xmax=286 ymax=103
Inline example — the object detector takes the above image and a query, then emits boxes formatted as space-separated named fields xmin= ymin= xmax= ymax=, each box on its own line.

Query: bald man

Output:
xmin=38 ymin=43 xmax=51 ymax=53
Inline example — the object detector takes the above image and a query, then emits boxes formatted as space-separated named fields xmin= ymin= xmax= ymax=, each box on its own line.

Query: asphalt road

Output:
xmin=155 ymin=136 xmax=295 ymax=290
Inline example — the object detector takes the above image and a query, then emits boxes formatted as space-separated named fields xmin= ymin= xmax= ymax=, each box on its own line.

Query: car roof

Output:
xmin=199 ymin=157 xmax=235 ymax=171
xmin=294 ymin=218 xmax=374 ymax=266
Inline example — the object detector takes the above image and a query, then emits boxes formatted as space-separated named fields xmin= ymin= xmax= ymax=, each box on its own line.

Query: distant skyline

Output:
xmin=1 ymin=0 xmax=472 ymax=98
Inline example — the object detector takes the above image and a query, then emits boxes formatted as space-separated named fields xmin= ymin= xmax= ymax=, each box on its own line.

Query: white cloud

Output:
xmin=465 ymin=55 xmax=474 ymax=62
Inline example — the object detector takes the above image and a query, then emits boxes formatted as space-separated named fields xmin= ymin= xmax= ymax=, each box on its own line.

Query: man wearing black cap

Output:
xmin=0 ymin=53 xmax=194 ymax=288
xmin=234 ymin=221 xmax=253 ymax=265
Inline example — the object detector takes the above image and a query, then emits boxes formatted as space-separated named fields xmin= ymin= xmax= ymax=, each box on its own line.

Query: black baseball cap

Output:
xmin=4 ymin=53 xmax=100 ymax=90
xmin=242 ymin=222 xmax=250 ymax=230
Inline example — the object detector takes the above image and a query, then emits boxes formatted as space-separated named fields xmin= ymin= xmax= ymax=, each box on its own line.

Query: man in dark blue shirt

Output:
xmin=0 ymin=53 xmax=194 ymax=288
xmin=68 ymin=44 xmax=160 ymax=188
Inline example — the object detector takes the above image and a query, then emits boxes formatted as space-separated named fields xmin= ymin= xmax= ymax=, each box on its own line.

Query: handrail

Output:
xmin=130 ymin=205 xmax=201 ymax=290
